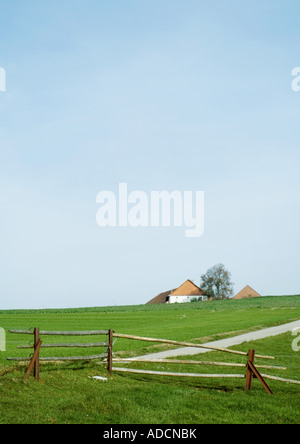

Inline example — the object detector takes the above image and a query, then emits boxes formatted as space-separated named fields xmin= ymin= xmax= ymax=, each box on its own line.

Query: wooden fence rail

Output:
xmin=112 ymin=367 xmax=247 ymax=379
xmin=9 ymin=330 xmax=109 ymax=336
xmin=7 ymin=353 xmax=108 ymax=362
xmin=17 ymin=342 xmax=109 ymax=349
xmin=113 ymin=333 xmax=274 ymax=360
xmin=112 ymin=358 xmax=287 ymax=371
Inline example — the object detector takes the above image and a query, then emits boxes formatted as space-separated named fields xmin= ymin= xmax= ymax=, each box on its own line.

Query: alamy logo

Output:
xmin=96 ymin=183 xmax=205 ymax=238
xmin=292 ymin=328 xmax=300 ymax=352
xmin=0 ymin=328 xmax=6 ymax=352
xmin=0 ymin=67 xmax=6 ymax=92
xmin=291 ymin=67 xmax=300 ymax=92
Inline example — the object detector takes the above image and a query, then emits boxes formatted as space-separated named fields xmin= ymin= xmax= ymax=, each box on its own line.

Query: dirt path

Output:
xmin=135 ymin=319 xmax=300 ymax=360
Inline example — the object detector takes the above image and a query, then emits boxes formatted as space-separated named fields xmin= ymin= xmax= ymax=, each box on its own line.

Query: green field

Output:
xmin=0 ymin=296 xmax=300 ymax=424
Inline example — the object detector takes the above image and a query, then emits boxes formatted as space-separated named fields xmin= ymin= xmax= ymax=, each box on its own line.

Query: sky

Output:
xmin=0 ymin=0 xmax=300 ymax=309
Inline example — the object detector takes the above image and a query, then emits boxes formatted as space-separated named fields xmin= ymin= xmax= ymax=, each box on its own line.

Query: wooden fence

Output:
xmin=110 ymin=333 xmax=300 ymax=394
xmin=8 ymin=328 xmax=113 ymax=382
xmin=7 ymin=329 xmax=300 ymax=392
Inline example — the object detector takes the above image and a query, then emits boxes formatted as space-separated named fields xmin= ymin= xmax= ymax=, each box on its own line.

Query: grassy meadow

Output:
xmin=0 ymin=295 xmax=300 ymax=424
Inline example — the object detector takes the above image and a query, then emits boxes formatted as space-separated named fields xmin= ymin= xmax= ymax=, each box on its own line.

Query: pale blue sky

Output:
xmin=0 ymin=0 xmax=299 ymax=308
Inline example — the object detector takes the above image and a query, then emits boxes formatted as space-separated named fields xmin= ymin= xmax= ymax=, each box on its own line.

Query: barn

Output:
xmin=147 ymin=280 xmax=207 ymax=304
xmin=233 ymin=285 xmax=261 ymax=300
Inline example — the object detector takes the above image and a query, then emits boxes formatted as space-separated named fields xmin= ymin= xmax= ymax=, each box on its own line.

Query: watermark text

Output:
xmin=96 ymin=183 xmax=205 ymax=238
xmin=292 ymin=328 xmax=300 ymax=352
xmin=0 ymin=328 xmax=6 ymax=352
xmin=0 ymin=67 xmax=6 ymax=92
xmin=291 ymin=67 xmax=300 ymax=92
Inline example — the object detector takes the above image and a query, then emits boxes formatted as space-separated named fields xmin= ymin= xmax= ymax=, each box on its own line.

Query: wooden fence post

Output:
xmin=248 ymin=361 xmax=273 ymax=395
xmin=107 ymin=330 xmax=114 ymax=377
xmin=245 ymin=349 xmax=273 ymax=394
xmin=245 ymin=349 xmax=255 ymax=392
xmin=34 ymin=328 xmax=40 ymax=381
xmin=24 ymin=339 xmax=42 ymax=382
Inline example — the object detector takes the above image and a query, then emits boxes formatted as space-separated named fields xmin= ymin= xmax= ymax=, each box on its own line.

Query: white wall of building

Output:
xmin=168 ymin=295 xmax=207 ymax=304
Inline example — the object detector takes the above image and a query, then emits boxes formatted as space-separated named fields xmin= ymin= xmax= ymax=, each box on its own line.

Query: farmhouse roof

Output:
xmin=147 ymin=280 xmax=204 ymax=304
xmin=233 ymin=285 xmax=261 ymax=300
xmin=147 ymin=290 xmax=174 ymax=305
xmin=171 ymin=280 xmax=204 ymax=296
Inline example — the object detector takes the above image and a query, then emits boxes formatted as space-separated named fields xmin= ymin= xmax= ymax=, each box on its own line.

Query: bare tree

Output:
xmin=200 ymin=264 xmax=234 ymax=300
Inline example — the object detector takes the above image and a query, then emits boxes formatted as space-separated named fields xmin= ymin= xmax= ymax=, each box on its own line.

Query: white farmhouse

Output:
xmin=147 ymin=280 xmax=207 ymax=305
